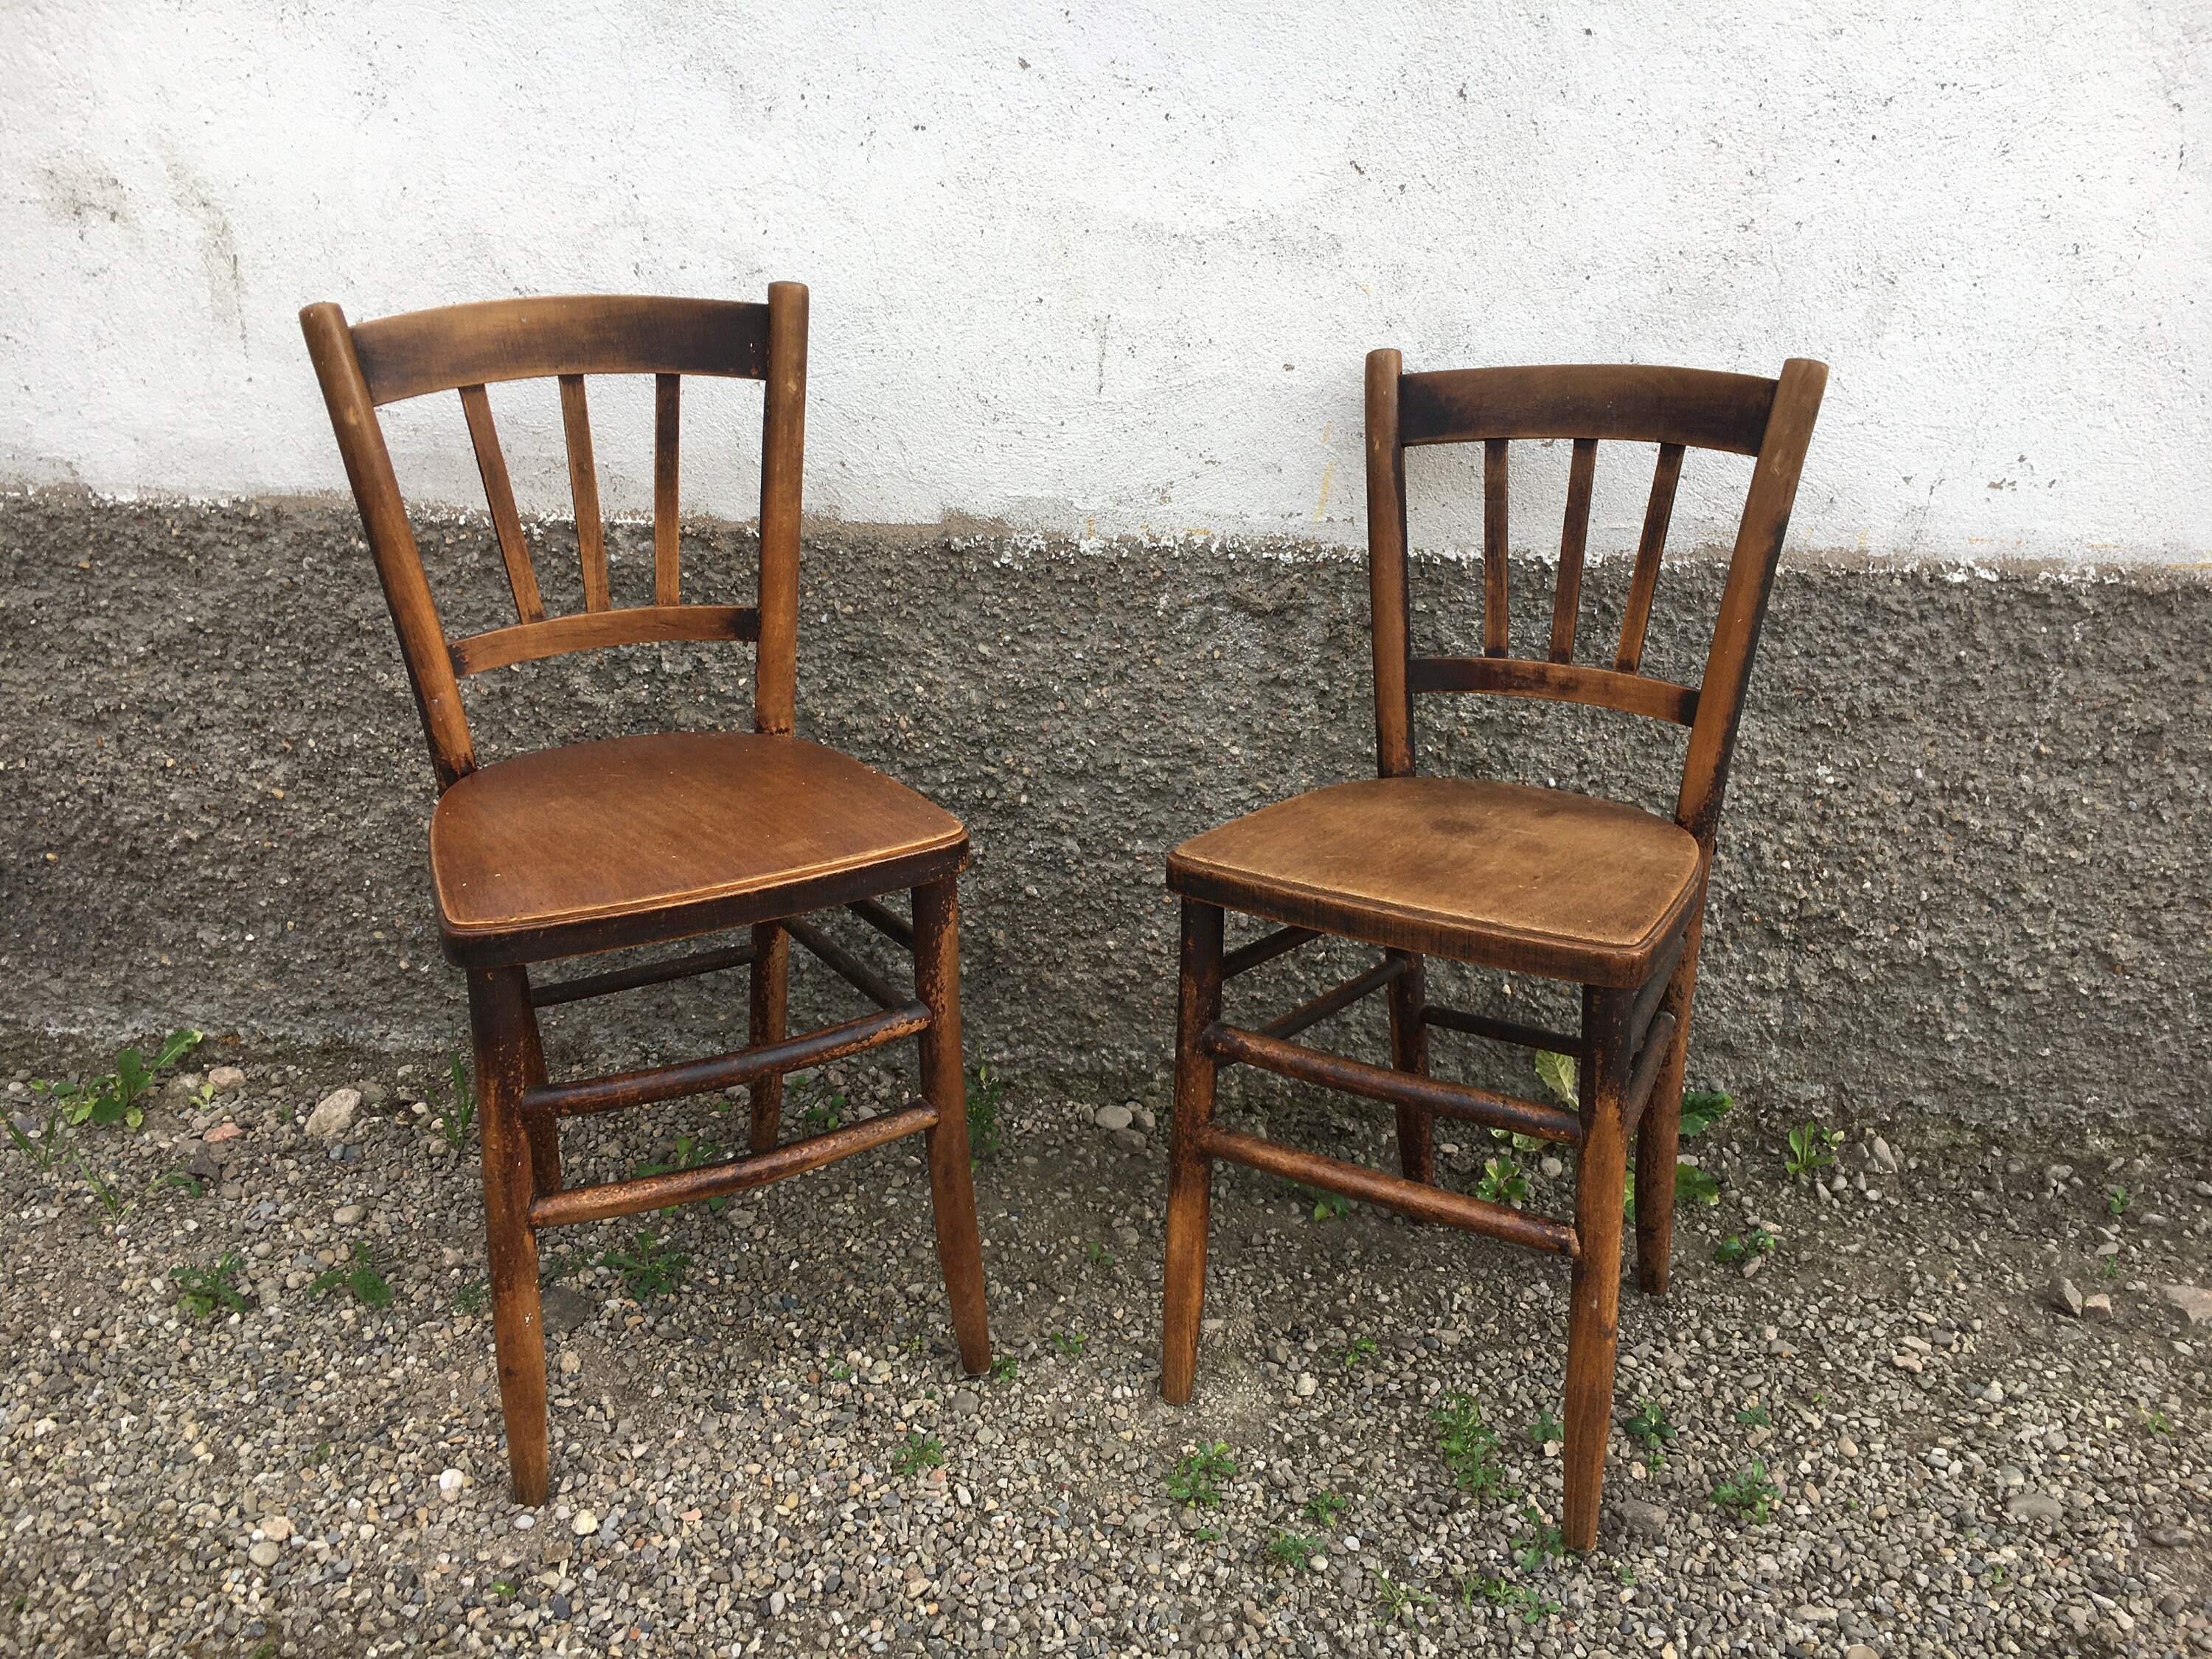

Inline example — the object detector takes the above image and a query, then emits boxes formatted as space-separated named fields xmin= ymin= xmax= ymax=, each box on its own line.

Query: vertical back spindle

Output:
xmin=558 ymin=374 xmax=611 ymax=611
xmin=754 ymin=282 xmax=809 ymax=737
xmin=654 ymin=374 xmax=681 ymax=605
xmin=1615 ymin=443 xmax=1684 ymax=674
xmin=1482 ymin=437 xmax=1509 ymax=657
xmin=1549 ymin=437 xmax=1597 ymax=664
xmin=459 ymin=385 xmax=546 ymax=625
xmin=1365 ymin=348 xmax=1414 ymax=777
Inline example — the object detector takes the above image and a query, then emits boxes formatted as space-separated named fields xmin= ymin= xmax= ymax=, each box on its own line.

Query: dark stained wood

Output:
xmin=529 ymin=1103 xmax=937 ymax=1230
xmin=654 ymin=373 xmax=681 ymax=605
xmin=301 ymin=283 xmax=993 ymax=1505
xmin=1203 ymin=1125 xmax=1578 ymax=1256
xmin=351 ymin=293 xmax=770 ymax=405
xmin=428 ymin=732 xmax=967 ymax=966
xmin=557 ymin=374 xmax=610 ymax=611
xmin=1168 ymin=775 xmax=1702 ymax=989
xmin=1408 ymin=655 xmax=1699 ymax=726
xmin=450 ymin=604 xmax=759 ymax=677
xmin=1420 ymin=1003 xmax=1579 ymax=1055
xmin=521 ymin=1002 xmax=928 ymax=1119
xmin=1203 ymin=1020 xmax=1582 ymax=1145
xmin=1256 ymin=956 xmax=1408 ymax=1041
xmin=785 ymin=916 xmax=905 ymax=1011
xmin=1616 ymin=442 xmax=1685 ymax=674
xmin=1399 ymin=363 xmax=1778 ymax=455
xmin=529 ymin=939 xmax=757 ymax=1008
xmin=1160 ymin=901 xmax=1225 ymax=1405
xmin=468 ymin=964 xmax=549 ymax=1504
xmin=1549 ymin=438 xmax=1597 ymax=662
xmin=1220 ymin=924 xmax=1318 ymax=981
xmin=1158 ymin=347 xmax=1826 ymax=1551
xmin=459 ymin=384 xmax=546 ymax=625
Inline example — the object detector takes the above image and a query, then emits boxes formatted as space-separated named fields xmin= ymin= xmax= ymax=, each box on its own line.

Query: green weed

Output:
xmin=1432 ymin=1392 xmax=1506 ymax=1498
xmin=1304 ymin=1489 xmax=1347 ymax=1527
xmin=171 ymin=1252 xmax=248 ymax=1320
xmin=1784 ymin=1122 xmax=1840 ymax=1180
xmin=1166 ymin=1442 xmax=1236 ymax=1508
xmin=1735 ymin=1404 xmax=1771 ymax=1428
xmin=966 ymin=1064 xmax=1006 ymax=1161
xmin=891 ymin=1433 xmax=943 ymax=1477
xmin=1295 ymin=1183 xmax=1350 ymax=1222
xmin=310 ymin=1243 xmax=393 ymax=1310
xmin=601 ymin=1231 xmax=689 ymax=1298
xmin=1711 ymin=1462 xmax=1781 ymax=1524
xmin=1625 ymin=1399 xmax=1675 ymax=1456
xmin=1545 ymin=1059 xmax=1727 ymax=1214
xmin=2108 ymin=1184 xmax=2129 ymax=1218
xmin=1714 ymin=1229 xmax=1776 ymax=1265
xmin=1509 ymin=1503 xmax=1565 ymax=1569
xmin=1464 ymin=1576 xmax=1558 ymax=1624
xmin=433 ymin=1055 xmax=476 ymax=1150
xmin=637 ymin=1133 xmax=728 ymax=1213
xmin=1340 ymin=1337 xmax=1377 ymax=1368
xmin=1679 ymin=1088 xmax=1733 ymax=1137
xmin=1267 ymin=1531 xmax=1323 ymax=1570
xmin=990 ymin=1354 xmax=1020 ymax=1383
xmin=1526 ymin=1408 xmax=1562 ymax=1446
xmin=1085 ymin=1240 xmax=1115 ymax=1267
xmin=1476 ymin=1157 xmax=1528 ymax=1206
xmin=2139 ymin=1406 xmax=2174 ymax=1436
xmin=1048 ymin=1331 xmax=1089 ymax=1359
xmin=1375 ymin=1571 xmax=1436 ymax=1619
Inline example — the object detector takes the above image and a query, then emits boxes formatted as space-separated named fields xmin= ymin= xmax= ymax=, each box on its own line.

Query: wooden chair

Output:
xmin=1158 ymin=355 xmax=1826 ymax=1550
xmin=299 ymin=287 xmax=991 ymax=1504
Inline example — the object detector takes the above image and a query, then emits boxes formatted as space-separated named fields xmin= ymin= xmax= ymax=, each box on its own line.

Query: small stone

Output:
xmin=769 ymin=1588 xmax=787 ymax=1615
xmin=248 ymin=1540 xmax=282 ymax=1568
xmin=2149 ymin=1524 xmax=2193 ymax=1548
xmin=2049 ymin=1277 xmax=2084 ymax=1318
xmin=1611 ymin=1497 xmax=1669 ymax=1540
xmin=1845 ymin=1648 xmax=1879 ymax=1659
xmin=2047 ymin=1163 xmax=2073 ymax=1183
xmin=559 ymin=1352 xmax=582 ymax=1375
xmin=437 ymin=1469 xmax=466 ymax=1503
xmin=2081 ymin=1293 xmax=2113 ymax=1321
xmin=1112 ymin=1127 xmax=1147 ymax=1151
xmin=2006 ymin=1492 xmax=2064 ymax=1523
xmin=1871 ymin=1136 xmax=1897 ymax=1173
xmin=1795 ymin=1604 xmax=1837 ymax=1624
xmin=206 ymin=1065 xmax=246 ymax=1094
xmin=2159 ymin=1284 xmax=2212 ymax=1325
xmin=261 ymin=1516 xmax=293 ymax=1541
xmin=1131 ymin=1106 xmax=1156 ymax=1132
xmin=1540 ymin=1156 xmax=1564 ymax=1178
xmin=512 ymin=1513 xmax=534 ymax=1530
xmin=1294 ymin=1374 xmax=1318 ymax=1398
xmin=332 ymin=1203 xmax=365 ymax=1226
xmin=204 ymin=1121 xmax=241 ymax=1143
xmin=953 ymin=1388 xmax=981 ymax=1416
xmin=540 ymin=1285 xmax=596 ymax=1335
xmin=305 ymin=1088 xmax=359 ymax=1140
xmin=571 ymin=1509 xmax=600 ymax=1537
xmin=1093 ymin=1105 xmax=1133 ymax=1133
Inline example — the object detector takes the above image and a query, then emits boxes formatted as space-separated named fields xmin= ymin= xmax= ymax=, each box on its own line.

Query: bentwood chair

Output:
xmin=300 ymin=287 xmax=991 ymax=1503
xmin=1158 ymin=355 xmax=1826 ymax=1549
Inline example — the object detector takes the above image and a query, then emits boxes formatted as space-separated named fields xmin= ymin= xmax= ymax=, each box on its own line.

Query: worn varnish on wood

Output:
xmin=300 ymin=286 xmax=992 ymax=1507
xmin=1159 ymin=350 xmax=1826 ymax=1554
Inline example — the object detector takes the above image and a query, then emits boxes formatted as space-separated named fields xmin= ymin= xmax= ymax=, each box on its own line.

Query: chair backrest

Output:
xmin=299 ymin=287 xmax=809 ymax=790
xmin=1364 ymin=355 xmax=1827 ymax=848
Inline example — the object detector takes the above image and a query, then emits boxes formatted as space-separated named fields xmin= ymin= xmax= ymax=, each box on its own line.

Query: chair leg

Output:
xmin=1160 ymin=900 xmax=1225 ymax=1405
xmin=913 ymin=877 xmax=991 ymax=1376
xmin=514 ymin=968 xmax=561 ymax=1197
xmin=1385 ymin=949 xmax=1432 ymax=1184
xmin=748 ymin=920 xmax=789 ymax=1155
xmin=1563 ymin=984 xmax=1633 ymax=1553
xmin=468 ymin=965 xmax=550 ymax=1506
xmin=1635 ymin=916 xmax=1703 ymax=1297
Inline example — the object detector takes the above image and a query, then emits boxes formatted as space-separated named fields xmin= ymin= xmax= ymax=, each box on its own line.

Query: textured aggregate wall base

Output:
xmin=1 ymin=491 xmax=2206 ymax=1133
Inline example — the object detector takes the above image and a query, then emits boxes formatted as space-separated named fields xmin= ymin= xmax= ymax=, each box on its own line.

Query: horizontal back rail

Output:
xmin=1406 ymin=655 xmax=1698 ymax=726
xmin=1399 ymin=364 xmax=1777 ymax=455
xmin=449 ymin=604 xmax=760 ymax=678
xmin=352 ymin=295 xmax=772 ymax=406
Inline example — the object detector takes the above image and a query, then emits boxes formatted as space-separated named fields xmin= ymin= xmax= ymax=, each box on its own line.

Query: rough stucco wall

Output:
xmin=1 ymin=1 xmax=2207 ymax=561
xmin=3 ymin=493 xmax=2205 ymax=1130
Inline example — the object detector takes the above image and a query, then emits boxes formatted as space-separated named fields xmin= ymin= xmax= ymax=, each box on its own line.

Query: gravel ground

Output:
xmin=5 ymin=1026 xmax=2212 ymax=1659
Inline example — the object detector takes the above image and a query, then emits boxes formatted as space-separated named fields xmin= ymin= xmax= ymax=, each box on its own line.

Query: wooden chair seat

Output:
xmin=1167 ymin=776 xmax=1700 ymax=988
xmin=431 ymin=732 xmax=967 ymax=965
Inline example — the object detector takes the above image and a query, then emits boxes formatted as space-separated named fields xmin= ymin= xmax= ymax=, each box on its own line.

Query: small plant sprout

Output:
xmin=602 ymin=1231 xmax=689 ymax=1298
xmin=1625 ymin=1399 xmax=1676 ymax=1455
xmin=310 ymin=1244 xmax=394 ymax=1310
xmin=1476 ymin=1157 xmax=1528 ymax=1206
xmin=891 ymin=1433 xmax=943 ymax=1477
xmin=1340 ymin=1336 xmax=1377 ymax=1368
xmin=1711 ymin=1462 xmax=1781 ymax=1524
xmin=1534 ymin=1049 xmax=1578 ymax=1110
xmin=1304 ymin=1490 xmax=1348 ymax=1528
xmin=824 ymin=1359 xmax=854 ymax=1382
xmin=1510 ymin=1503 xmax=1565 ymax=1569
xmin=1678 ymin=1088 xmax=1733 ymax=1137
xmin=172 ymin=1253 xmax=249 ymax=1320
xmin=1432 ymin=1392 xmax=1506 ymax=1498
xmin=431 ymin=1054 xmax=477 ymax=1150
xmin=1085 ymin=1240 xmax=1115 ymax=1267
xmin=1466 ymin=1576 xmax=1558 ymax=1624
xmin=638 ymin=1133 xmax=728 ymax=1213
xmin=1376 ymin=1571 xmax=1437 ymax=1619
xmin=1784 ymin=1122 xmax=1841 ymax=1180
xmin=2139 ymin=1406 xmax=2174 ymax=1436
xmin=1166 ymin=1443 xmax=1236 ymax=1509
xmin=2108 ymin=1184 xmax=2129 ymax=1218
xmin=453 ymin=1279 xmax=490 ymax=1315
xmin=1048 ymin=1331 xmax=1089 ymax=1359
xmin=1527 ymin=1408 xmax=1563 ymax=1447
xmin=990 ymin=1354 xmax=1020 ymax=1383
xmin=1267 ymin=1531 xmax=1324 ymax=1571
xmin=1295 ymin=1183 xmax=1350 ymax=1222
xmin=1735 ymin=1403 xmax=1771 ymax=1428
xmin=966 ymin=1064 xmax=1006 ymax=1161
xmin=1715 ymin=1229 xmax=1777 ymax=1265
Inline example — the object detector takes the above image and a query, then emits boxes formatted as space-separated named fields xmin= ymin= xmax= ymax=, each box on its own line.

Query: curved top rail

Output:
xmin=351 ymin=294 xmax=771 ymax=406
xmin=1398 ymin=364 xmax=1777 ymax=456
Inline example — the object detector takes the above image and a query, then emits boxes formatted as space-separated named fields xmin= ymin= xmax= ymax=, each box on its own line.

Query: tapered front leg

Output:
xmin=1160 ymin=900 xmax=1225 ymax=1405
xmin=913 ymin=878 xmax=991 ymax=1375
xmin=747 ymin=920 xmax=789 ymax=1155
xmin=469 ymin=965 xmax=549 ymax=1506
xmin=1635 ymin=914 xmax=1703 ymax=1296
xmin=1563 ymin=984 xmax=1633 ymax=1552
xmin=1385 ymin=950 xmax=1432 ymax=1184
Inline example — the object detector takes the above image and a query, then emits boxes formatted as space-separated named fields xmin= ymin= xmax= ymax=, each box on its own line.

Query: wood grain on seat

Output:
xmin=1166 ymin=776 xmax=1700 ymax=987
xmin=431 ymin=732 xmax=967 ymax=964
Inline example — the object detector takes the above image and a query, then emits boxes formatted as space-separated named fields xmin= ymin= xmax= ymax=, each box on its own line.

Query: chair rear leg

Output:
xmin=748 ymin=920 xmax=789 ymax=1155
xmin=469 ymin=965 xmax=550 ymax=1506
xmin=913 ymin=877 xmax=991 ymax=1376
xmin=1385 ymin=950 xmax=1433 ymax=1184
xmin=515 ymin=967 xmax=561 ymax=1197
xmin=1161 ymin=900 xmax=1225 ymax=1405
xmin=1563 ymin=984 xmax=1632 ymax=1552
xmin=1635 ymin=917 xmax=1703 ymax=1296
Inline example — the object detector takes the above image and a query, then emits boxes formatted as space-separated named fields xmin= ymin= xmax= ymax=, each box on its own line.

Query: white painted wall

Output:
xmin=3 ymin=1 xmax=2206 ymax=563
